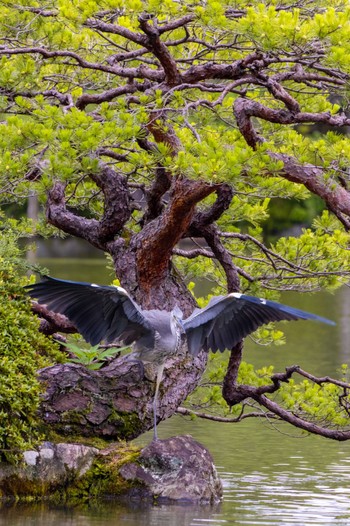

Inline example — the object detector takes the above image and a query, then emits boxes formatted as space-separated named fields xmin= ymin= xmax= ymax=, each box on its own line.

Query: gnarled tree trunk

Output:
xmin=37 ymin=164 xmax=237 ymax=439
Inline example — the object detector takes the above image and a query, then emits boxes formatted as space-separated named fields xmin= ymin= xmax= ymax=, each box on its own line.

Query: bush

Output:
xmin=0 ymin=228 xmax=63 ymax=463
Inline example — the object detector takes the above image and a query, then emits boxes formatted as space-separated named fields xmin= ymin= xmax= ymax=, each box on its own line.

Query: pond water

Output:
xmin=2 ymin=258 xmax=350 ymax=525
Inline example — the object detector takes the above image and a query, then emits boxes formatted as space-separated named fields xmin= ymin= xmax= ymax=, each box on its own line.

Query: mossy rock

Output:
xmin=0 ymin=441 xmax=141 ymax=502
xmin=66 ymin=443 xmax=141 ymax=502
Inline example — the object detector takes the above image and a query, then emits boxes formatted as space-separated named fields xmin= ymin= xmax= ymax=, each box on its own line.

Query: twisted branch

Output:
xmin=223 ymin=364 xmax=350 ymax=440
xmin=46 ymin=163 xmax=131 ymax=248
xmin=234 ymin=97 xmax=350 ymax=229
xmin=176 ymin=406 xmax=278 ymax=422
xmin=31 ymin=302 xmax=77 ymax=336
xmin=138 ymin=14 xmax=181 ymax=86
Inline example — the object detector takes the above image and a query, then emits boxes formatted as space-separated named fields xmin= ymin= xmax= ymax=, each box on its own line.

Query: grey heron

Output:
xmin=26 ymin=276 xmax=335 ymax=439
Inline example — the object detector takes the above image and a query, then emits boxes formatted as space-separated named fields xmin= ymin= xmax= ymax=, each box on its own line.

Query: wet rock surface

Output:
xmin=0 ymin=442 xmax=99 ymax=498
xmin=120 ymin=435 xmax=223 ymax=503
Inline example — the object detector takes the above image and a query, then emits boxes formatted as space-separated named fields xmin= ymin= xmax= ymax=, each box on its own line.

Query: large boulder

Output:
xmin=120 ymin=435 xmax=223 ymax=503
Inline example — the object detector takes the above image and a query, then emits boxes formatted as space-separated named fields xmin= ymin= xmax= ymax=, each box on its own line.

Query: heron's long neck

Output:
xmin=171 ymin=318 xmax=182 ymax=352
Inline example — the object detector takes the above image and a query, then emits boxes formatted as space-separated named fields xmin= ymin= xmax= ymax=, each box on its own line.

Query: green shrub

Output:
xmin=0 ymin=228 xmax=63 ymax=463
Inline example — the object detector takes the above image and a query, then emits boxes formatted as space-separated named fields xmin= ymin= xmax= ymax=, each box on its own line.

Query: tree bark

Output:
xmin=38 ymin=348 xmax=206 ymax=440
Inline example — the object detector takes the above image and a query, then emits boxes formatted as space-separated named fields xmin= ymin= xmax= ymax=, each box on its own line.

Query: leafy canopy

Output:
xmin=0 ymin=1 xmax=350 ymax=302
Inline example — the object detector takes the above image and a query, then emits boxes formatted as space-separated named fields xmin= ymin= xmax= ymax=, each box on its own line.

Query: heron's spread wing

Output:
xmin=184 ymin=293 xmax=335 ymax=356
xmin=26 ymin=276 xmax=154 ymax=346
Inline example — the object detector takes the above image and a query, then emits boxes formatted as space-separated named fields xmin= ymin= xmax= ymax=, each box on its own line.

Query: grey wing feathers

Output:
xmin=184 ymin=293 xmax=335 ymax=356
xmin=26 ymin=276 xmax=154 ymax=346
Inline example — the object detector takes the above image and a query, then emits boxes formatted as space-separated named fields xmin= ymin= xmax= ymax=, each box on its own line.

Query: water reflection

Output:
xmin=219 ymin=456 xmax=350 ymax=525
xmin=339 ymin=286 xmax=350 ymax=365
xmin=0 ymin=501 xmax=221 ymax=526
xmin=5 ymin=259 xmax=349 ymax=525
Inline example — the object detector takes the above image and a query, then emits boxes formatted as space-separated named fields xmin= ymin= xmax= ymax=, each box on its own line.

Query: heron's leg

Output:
xmin=153 ymin=363 xmax=165 ymax=441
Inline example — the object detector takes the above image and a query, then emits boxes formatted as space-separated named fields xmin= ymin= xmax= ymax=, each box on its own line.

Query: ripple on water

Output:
xmin=198 ymin=464 xmax=350 ymax=526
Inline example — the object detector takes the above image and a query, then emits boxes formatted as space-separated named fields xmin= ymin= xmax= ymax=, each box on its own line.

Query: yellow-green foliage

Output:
xmin=0 ymin=227 xmax=64 ymax=463
xmin=186 ymin=354 xmax=274 ymax=417
xmin=278 ymin=365 xmax=350 ymax=427
xmin=187 ymin=357 xmax=350 ymax=429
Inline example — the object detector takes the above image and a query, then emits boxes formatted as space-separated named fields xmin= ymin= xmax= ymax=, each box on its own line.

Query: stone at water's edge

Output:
xmin=120 ymin=435 xmax=223 ymax=503
xmin=0 ymin=436 xmax=222 ymax=504
xmin=0 ymin=442 xmax=99 ymax=498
